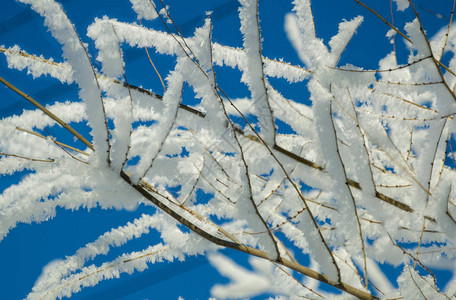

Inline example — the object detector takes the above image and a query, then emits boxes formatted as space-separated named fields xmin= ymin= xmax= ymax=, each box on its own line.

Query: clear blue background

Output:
xmin=0 ymin=0 xmax=453 ymax=299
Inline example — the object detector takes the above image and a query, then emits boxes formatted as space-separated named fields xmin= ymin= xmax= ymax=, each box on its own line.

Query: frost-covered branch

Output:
xmin=2 ymin=0 xmax=456 ymax=299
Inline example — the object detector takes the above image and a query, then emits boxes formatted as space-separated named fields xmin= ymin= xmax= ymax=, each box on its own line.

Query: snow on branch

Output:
xmin=2 ymin=0 xmax=456 ymax=299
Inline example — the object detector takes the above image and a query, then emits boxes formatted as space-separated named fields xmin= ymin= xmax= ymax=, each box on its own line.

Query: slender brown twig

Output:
xmin=15 ymin=127 xmax=89 ymax=156
xmin=355 ymin=0 xmax=411 ymax=42
xmin=438 ymin=0 xmax=456 ymax=61
xmin=45 ymin=129 xmax=89 ymax=165
xmin=0 ymin=76 xmax=94 ymax=151
xmin=0 ymin=152 xmax=54 ymax=163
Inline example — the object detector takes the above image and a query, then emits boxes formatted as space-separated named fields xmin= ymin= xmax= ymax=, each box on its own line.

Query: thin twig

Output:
xmin=0 ymin=152 xmax=54 ymax=163
xmin=45 ymin=129 xmax=89 ymax=165
xmin=328 ymin=55 xmax=432 ymax=73
xmin=15 ymin=127 xmax=89 ymax=156
xmin=438 ymin=0 xmax=456 ymax=61
xmin=413 ymin=219 xmax=426 ymax=268
xmin=355 ymin=0 xmax=412 ymax=42
xmin=272 ymin=262 xmax=325 ymax=299
xmin=408 ymin=266 xmax=429 ymax=300
xmin=387 ymin=233 xmax=438 ymax=286
xmin=369 ymin=89 xmax=438 ymax=113
xmin=0 ymin=76 xmax=94 ymax=151
xmin=145 ymin=46 xmax=167 ymax=92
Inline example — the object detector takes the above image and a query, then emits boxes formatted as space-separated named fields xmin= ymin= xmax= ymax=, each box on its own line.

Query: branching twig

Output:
xmin=120 ymin=170 xmax=378 ymax=300
xmin=15 ymin=127 xmax=89 ymax=156
xmin=45 ymin=129 xmax=89 ymax=165
xmin=0 ymin=76 xmax=94 ymax=151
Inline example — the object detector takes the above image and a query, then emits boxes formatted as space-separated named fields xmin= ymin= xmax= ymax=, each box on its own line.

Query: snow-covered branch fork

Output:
xmin=120 ymin=170 xmax=376 ymax=300
xmin=2 ymin=0 xmax=456 ymax=299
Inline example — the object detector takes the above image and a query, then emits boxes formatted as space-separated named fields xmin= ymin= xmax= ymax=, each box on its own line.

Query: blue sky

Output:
xmin=0 ymin=0 xmax=454 ymax=299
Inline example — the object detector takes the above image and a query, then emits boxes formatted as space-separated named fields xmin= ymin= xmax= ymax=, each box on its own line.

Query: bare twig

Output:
xmin=0 ymin=152 xmax=54 ymax=163
xmin=413 ymin=219 xmax=426 ymax=268
xmin=15 ymin=127 xmax=89 ymax=156
xmin=355 ymin=0 xmax=411 ymax=42
xmin=437 ymin=0 xmax=456 ymax=61
xmin=272 ymin=262 xmax=325 ymax=299
xmin=408 ymin=266 xmax=429 ymax=300
xmin=0 ymin=76 xmax=94 ymax=151
xmin=144 ymin=46 xmax=167 ymax=92
xmin=45 ymin=129 xmax=89 ymax=165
